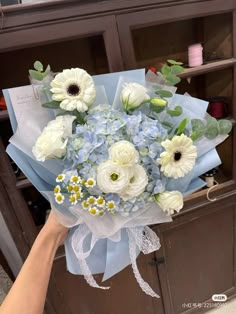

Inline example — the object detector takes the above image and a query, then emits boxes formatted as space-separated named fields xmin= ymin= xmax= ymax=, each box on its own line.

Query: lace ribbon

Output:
xmin=127 ymin=227 xmax=161 ymax=298
xmin=71 ymin=224 xmax=110 ymax=290
xmin=71 ymin=224 xmax=161 ymax=297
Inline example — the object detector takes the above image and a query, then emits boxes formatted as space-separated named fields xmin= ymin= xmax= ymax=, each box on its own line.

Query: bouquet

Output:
xmin=4 ymin=60 xmax=232 ymax=298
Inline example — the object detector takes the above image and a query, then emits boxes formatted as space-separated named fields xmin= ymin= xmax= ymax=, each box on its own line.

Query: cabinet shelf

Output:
xmin=0 ymin=110 xmax=9 ymax=121
xmin=179 ymin=58 xmax=236 ymax=79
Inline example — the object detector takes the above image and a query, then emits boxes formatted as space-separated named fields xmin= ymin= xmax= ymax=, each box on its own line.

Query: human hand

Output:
xmin=41 ymin=210 xmax=69 ymax=246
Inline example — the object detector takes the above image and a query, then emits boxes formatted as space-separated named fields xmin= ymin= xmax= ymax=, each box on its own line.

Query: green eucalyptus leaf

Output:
xmin=191 ymin=131 xmax=203 ymax=141
xmin=29 ymin=69 xmax=44 ymax=81
xmin=175 ymin=118 xmax=189 ymax=135
xmin=165 ymin=74 xmax=181 ymax=86
xmin=167 ymin=105 xmax=183 ymax=116
xmin=205 ymin=127 xmax=219 ymax=139
xmin=153 ymin=85 xmax=162 ymax=92
xmin=155 ymin=90 xmax=173 ymax=98
xmin=191 ymin=119 xmax=205 ymax=131
xmin=150 ymin=104 xmax=166 ymax=113
xmin=42 ymin=101 xmax=60 ymax=109
xmin=218 ymin=119 xmax=232 ymax=135
xmin=170 ymin=65 xmax=185 ymax=75
xmin=161 ymin=65 xmax=171 ymax=76
xmin=34 ymin=61 xmax=44 ymax=72
xmin=167 ymin=59 xmax=183 ymax=65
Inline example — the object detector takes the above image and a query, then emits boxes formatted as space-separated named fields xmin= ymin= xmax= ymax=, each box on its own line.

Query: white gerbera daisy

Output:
xmin=50 ymin=68 xmax=96 ymax=112
xmin=158 ymin=134 xmax=197 ymax=179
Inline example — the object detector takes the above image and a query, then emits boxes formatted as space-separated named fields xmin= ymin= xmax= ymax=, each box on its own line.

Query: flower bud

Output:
xmin=121 ymin=83 xmax=150 ymax=111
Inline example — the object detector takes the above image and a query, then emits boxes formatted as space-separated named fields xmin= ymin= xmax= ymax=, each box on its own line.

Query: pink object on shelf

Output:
xmin=188 ymin=43 xmax=203 ymax=67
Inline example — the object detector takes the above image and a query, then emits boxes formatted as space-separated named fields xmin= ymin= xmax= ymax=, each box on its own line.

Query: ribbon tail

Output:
xmin=127 ymin=228 xmax=160 ymax=298
xmin=72 ymin=224 xmax=110 ymax=290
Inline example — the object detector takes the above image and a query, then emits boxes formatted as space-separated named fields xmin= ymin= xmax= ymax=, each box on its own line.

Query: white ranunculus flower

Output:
xmin=32 ymin=115 xmax=75 ymax=161
xmin=155 ymin=190 xmax=183 ymax=215
xmin=97 ymin=161 xmax=133 ymax=193
xmin=121 ymin=82 xmax=150 ymax=111
xmin=109 ymin=140 xmax=139 ymax=166
xmin=120 ymin=164 xmax=148 ymax=201
xmin=50 ymin=68 xmax=96 ymax=112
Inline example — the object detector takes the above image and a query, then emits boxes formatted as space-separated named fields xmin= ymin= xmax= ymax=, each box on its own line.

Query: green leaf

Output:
xmin=153 ymin=85 xmax=162 ymax=92
xmin=165 ymin=74 xmax=181 ymax=86
xmin=155 ymin=90 xmax=173 ymax=98
xmin=150 ymin=104 xmax=166 ymax=113
xmin=34 ymin=61 xmax=44 ymax=72
xmin=205 ymin=127 xmax=219 ymax=139
xmin=170 ymin=65 xmax=185 ymax=75
xmin=191 ymin=131 xmax=203 ymax=141
xmin=218 ymin=119 xmax=232 ymax=135
xmin=191 ymin=119 xmax=205 ymax=132
xmin=191 ymin=119 xmax=205 ymax=140
xmin=29 ymin=69 xmax=44 ymax=81
xmin=161 ymin=65 xmax=171 ymax=76
xmin=167 ymin=105 xmax=183 ymax=116
xmin=44 ymin=64 xmax=51 ymax=76
xmin=162 ymin=121 xmax=174 ymax=130
xmin=175 ymin=118 xmax=189 ymax=135
xmin=167 ymin=59 xmax=183 ymax=65
xmin=42 ymin=101 xmax=60 ymax=109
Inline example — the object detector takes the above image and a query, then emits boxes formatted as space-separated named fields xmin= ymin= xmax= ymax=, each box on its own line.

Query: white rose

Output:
xmin=97 ymin=160 xmax=133 ymax=193
xmin=121 ymin=82 xmax=150 ymax=111
xmin=120 ymin=164 xmax=148 ymax=200
xmin=154 ymin=190 xmax=183 ymax=215
xmin=32 ymin=115 xmax=75 ymax=161
xmin=109 ymin=140 xmax=139 ymax=166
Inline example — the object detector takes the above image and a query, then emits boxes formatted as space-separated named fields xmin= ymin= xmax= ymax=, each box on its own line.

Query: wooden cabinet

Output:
xmin=154 ymin=195 xmax=236 ymax=313
xmin=1 ymin=0 xmax=236 ymax=313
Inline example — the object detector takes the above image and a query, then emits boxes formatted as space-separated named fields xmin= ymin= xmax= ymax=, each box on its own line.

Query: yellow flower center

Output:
xmin=73 ymin=185 xmax=80 ymax=192
xmin=56 ymin=195 xmax=63 ymax=202
xmin=67 ymin=185 xmax=73 ymax=192
xmin=82 ymin=201 xmax=89 ymax=209
xmin=107 ymin=202 xmax=115 ymax=209
xmin=88 ymin=197 xmax=95 ymax=205
xmin=87 ymin=179 xmax=94 ymax=186
xmin=97 ymin=197 xmax=104 ymax=205
xmin=89 ymin=208 xmax=97 ymax=215
xmin=54 ymin=186 xmax=60 ymax=193
xmin=69 ymin=195 xmax=76 ymax=203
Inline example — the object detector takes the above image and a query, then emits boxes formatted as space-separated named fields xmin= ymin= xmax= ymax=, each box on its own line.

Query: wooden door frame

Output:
xmin=0 ymin=15 xmax=123 ymax=73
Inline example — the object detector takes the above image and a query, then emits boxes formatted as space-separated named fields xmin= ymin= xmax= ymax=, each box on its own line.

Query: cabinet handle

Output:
xmin=149 ymin=257 xmax=165 ymax=266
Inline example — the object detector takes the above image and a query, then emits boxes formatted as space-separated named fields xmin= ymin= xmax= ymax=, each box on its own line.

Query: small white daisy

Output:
xmin=96 ymin=196 xmax=105 ymax=208
xmin=106 ymin=200 xmax=116 ymax=211
xmin=55 ymin=193 xmax=65 ymax=204
xmin=158 ymin=134 xmax=197 ymax=179
xmin=85 ymin=178 xmax=96 ymax=188
xmin=72 ymin=185 xmax=81 ymax=193
xmin=56 ymin=174 xmax=65 ymax=182
xmin=69 ymin=194 xmax=77 ymax=205
xmin=67 ymin=184 xmax=74 ymax=193
xmin=89 ymin=207 xmax=99 ymax=216
xmin=53 ymin=185 xmax=61 ymax=194
xmin=87 ymin=196 xmax=96 ymax=205
xmin=82 ymin=200 xmax=90 ymax=210
xmin=70 ymin=175 xmax=81 ymax=185
xmin=75 ymin=191 xmax=83 ymax=200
